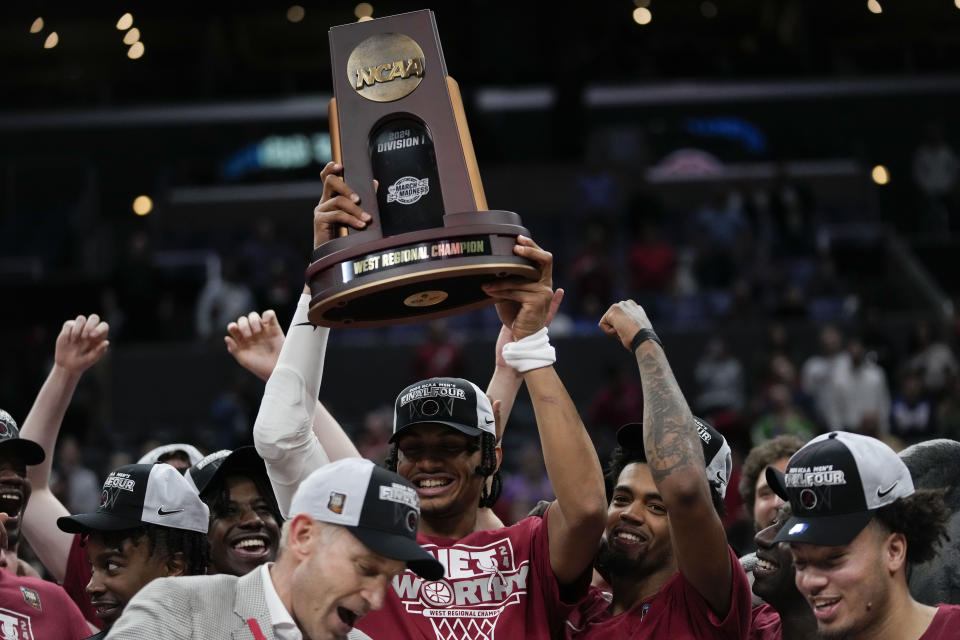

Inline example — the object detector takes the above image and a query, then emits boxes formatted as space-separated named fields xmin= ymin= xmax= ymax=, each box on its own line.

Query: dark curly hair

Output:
xmin=739 ymin=435 xmax=806 ymax=518
xmin=205 ymin=468 xmax=283 ymax=527
xmin=83 ymin=525 xmax=210 ymax=576
xmin=873 ymin=488 xmax=950 ymax=565
xmin=606 ymin=445 xmax=726 ymax=518
xmin=385 ymin=432 xmax=502 ymax=508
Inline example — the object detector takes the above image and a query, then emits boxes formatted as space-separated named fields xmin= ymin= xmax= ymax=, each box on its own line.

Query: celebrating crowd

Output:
xmin=2 ymin=162 xmax=958 ymax=639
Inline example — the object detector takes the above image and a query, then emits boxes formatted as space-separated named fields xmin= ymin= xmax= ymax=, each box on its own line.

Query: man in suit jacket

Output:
xmin=107 ymin=458 xmax=442 ymax=639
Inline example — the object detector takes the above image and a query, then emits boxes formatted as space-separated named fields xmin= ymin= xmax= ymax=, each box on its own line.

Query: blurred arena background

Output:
xmin=3 ymin=1 xmax=960 ymax=533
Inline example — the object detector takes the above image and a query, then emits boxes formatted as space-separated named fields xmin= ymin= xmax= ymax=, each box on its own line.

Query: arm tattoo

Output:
xmin=637 ymin=345 xmax=703 ymax=485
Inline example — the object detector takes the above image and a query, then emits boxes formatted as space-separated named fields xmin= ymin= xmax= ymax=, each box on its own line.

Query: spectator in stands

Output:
xmin=906 ymin=322 xmax=958 ymax=401
xmin=55 ymin=434 xmax=100 ymax=514
xmin=694 ymin=337 xmax=746 ymax=417
xmin=412 ymin=319 xmax=464 ymax=380
xmin=569 ymin=219 xmax=615 ymax=318
xmin=627 ymin=218 xmax=676 ymax=296
xmin=913 ymin=121 xmax=958 ymax=233
xmin=195 ymin=256 xmax=255 ymax=341
xmin=588 ymin=362 xmax=645 ymax=451
xmin=105 ymin=459 xmax=442 ymax=639
xmin=185 ymin=447 xmax=282 ymax=577
xmin=800 ymin=324 xmax=850 ymax=427
xmin=890 ymin=374 xmax=936 ymax=445
xmin=826 ymin=338 xmax=890 ymax=434
xmin=750 ymin=384 xmax=815 ymax=447
xmin=739 ymin=435 xmax=806 ymax=533
xmin=769 ymin=431 xmax=959 ymax=639
xmin=355 ymin=406 xmax=395 ymax=466
xmin=498 ymin=439 xmax=555 ymax=525
xmin=564 ymin=300 xmax=751 ymax=638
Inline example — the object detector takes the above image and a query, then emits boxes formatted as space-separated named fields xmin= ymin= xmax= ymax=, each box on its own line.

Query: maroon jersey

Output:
xmin=749 ymin=604 xmax=781 ymax=640
xmin=0 ymin=566 xmax=91 ymax=639
xmin=920 ymin=604 xmax=960 ymax=639
xmin=62 ymin=533 xmax=101 ymax=629
xmin=357 ymin=511 xmax=583 ymax=640
xmin=565 ymin=547 xmax=752 ymax=639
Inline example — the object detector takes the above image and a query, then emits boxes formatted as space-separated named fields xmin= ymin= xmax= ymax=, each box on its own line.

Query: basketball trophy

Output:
xmin=306 ymin=9 xmax=537 ymax=327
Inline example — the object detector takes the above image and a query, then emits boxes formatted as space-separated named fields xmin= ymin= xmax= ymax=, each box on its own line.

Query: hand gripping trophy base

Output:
xmin=306 ymin=210 xmax=537 ymax=328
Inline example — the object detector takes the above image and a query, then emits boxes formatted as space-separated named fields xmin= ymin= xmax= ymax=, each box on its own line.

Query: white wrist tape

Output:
xmin=501 ymin=327 xmax=556 ymax=372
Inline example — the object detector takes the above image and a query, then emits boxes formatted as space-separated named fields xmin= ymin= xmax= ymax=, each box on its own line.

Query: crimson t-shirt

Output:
xmin=0 ymin=566 xmax=91 ymax=639
xmin=749 ymin=603 xmax=781 ymax=640
xmin=920 ymin=604 xmax=960 ymax=639
xmin=565 ymin=546 xmax=752 ymax=639
xmin=356 ymin=511 xmax=584 ymax=639
xmin=62 ymin=533 xmax=101 ymax=629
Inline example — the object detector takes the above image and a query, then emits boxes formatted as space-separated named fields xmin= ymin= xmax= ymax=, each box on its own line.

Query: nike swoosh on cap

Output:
xmin=157 ymin=506 xmax=185 ymax=516
xmin=877 ymin=482 xmax=898 ymax=498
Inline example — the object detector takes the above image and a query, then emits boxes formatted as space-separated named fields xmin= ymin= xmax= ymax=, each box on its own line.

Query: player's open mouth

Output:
xmin=414 ymin=475 xmax=455 ymax=497
xmin=230 ymin=535 xmax=271 ymax=558
xmin=753 ymin=554 xmax=779 ymax=576
xmin=337 ymin=606 xmax=358 ymax=628
xmin=811 ymin=596 xmax=841 ymax=621
xmin=0 ymin=490 xmax=23 ymax=517
xmin=611 ymin=528 xmax=648 ymax=547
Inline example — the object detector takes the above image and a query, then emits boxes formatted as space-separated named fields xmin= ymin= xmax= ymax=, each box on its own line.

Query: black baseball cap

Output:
xmin=58 ymin=463 xmax=209 ymax=535
xmin=0 ymin=409 xmax=45 ymax=466
xmin=187 ymin=446 xmax=267 ymax=497
xmin=391 ymin=377 xmax=495 ymax=443
xmin=290 ymin=458 xmax=443 ymax=581
xmin=616 ymin=415 xmax=733 ymax=497
xmin=770 ymin=431 xmax=915 ymax=546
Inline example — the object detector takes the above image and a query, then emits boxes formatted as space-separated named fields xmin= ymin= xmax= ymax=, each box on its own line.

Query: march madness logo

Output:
xmin=391 ymin=538 xmax=529 ymax=639
xmin=0 ymin=608 xmax=34 ymax=639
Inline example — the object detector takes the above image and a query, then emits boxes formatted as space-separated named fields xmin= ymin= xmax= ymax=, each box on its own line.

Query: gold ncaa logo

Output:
xmin=347 ymin=33 xmax=425 ymax=103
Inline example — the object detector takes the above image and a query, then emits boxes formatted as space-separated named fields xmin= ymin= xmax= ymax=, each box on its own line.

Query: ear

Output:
xmin=884 ymin=531 xmax=908 ymax=574
xmin=164 ymin=551 xmax=187 ymax=577
xmin=287 ymin=514 xmax=316 ymax=560
xmin=494 ymin=442 xmax=503 ymax=473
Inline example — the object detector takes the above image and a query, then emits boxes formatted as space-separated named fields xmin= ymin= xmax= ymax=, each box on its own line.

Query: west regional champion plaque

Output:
xmin=305 ymin=9 xmax=537 ymax=328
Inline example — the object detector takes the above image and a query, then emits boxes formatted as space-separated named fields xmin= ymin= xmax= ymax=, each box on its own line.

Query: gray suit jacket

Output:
xmin=105 ymin=568 xmax=373 ymax=639
xmin=105 ymin=569 xmax=277 ymax=640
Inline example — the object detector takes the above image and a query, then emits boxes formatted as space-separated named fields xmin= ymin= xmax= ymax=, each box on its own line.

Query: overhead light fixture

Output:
xmin=123 ymin=27 xmax=140 ymax=45
xmin=116 ymin=13 xmax=133 ymax=30
xmin=355 ymin=3 xmax=374 ymax=19
xmin=44 ymin=32 xmax=59 ymax=49
xmin=30 ymin=17 xmax=44 ymax=34
xmin=871 ymin=165 xmax=890 ymax=185
xmin=633 ymin=7 xmax=653 ymax=24
xmin=128 ymin=41 xmax=145 ymax=59
xmin=286 ymin=5 xmax=305 ymax=23
xmin=133 ymin=195 xmax=153 ymax=216
xmin=867 ymin=0 xmax=882 ymax=14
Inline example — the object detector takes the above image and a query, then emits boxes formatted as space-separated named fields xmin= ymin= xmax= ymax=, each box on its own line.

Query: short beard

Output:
xmin=596 ymin=538 xmax=658 ymax=580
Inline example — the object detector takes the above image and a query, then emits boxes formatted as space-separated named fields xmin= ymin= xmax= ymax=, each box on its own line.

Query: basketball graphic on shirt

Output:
xmin=385 ymin=536 xmax=531 ymax=640
xmin=420 ymin=580 xmax=454 ymax=607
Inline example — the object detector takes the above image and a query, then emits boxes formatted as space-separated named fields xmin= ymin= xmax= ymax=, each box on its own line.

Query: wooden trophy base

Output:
xmin=306 ymin=212 xmax=537 ymax=328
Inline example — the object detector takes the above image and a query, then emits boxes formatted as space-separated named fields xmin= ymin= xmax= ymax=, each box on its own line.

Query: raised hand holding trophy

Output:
xmin=306 ymin=9 xmax=537 ymax=328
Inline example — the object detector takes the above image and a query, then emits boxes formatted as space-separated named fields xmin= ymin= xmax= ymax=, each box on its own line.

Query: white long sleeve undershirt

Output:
xmin=253 ymin=294 xmax=331 ymax=518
